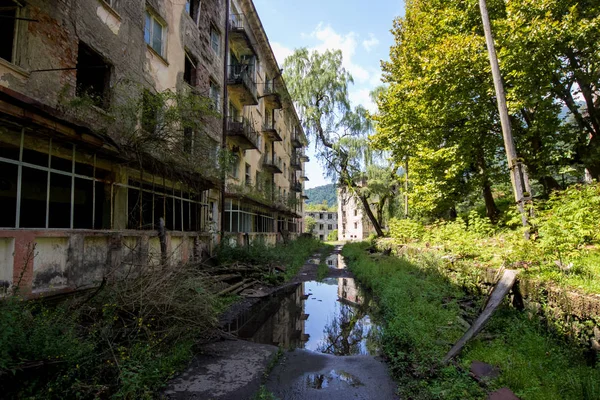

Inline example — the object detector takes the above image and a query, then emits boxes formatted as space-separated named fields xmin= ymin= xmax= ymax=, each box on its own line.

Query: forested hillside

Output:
xmin=304 ymin=184 xmax=337 ymax=207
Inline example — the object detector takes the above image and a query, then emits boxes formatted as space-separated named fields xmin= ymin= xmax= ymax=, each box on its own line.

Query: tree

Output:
xmin=305 ymin=216 xmax=316 ymax=234
xmin=284 ymin=49 xmax=386 ymax=236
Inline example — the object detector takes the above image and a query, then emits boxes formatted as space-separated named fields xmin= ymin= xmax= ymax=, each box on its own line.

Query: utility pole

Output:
xmin=404 ymin=158 xmax=409 ymax=218
xmin=478 ymin=0 xmax=532 ymax=239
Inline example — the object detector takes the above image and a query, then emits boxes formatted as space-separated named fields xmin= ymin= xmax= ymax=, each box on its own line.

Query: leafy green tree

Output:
xmin=284 ymin=49 xmax=387 ymax=236
xmin=305 ymin=216 xmax=316 ymax=234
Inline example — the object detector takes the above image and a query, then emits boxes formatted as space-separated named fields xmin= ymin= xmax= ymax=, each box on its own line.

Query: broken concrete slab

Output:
xmin=163 ymin=340 xmax=279 ymax=400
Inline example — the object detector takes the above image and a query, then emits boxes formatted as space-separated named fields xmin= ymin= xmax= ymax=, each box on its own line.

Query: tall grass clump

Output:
xmin=0 ymin=262 xmax=220 ymax=400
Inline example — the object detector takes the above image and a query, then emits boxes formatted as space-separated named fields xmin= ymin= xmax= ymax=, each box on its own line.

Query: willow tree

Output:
xmin=283 ymin=48 xmax=388 ymax=236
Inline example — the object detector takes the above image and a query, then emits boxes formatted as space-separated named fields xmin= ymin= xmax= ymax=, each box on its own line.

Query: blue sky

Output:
xmin=254 ymin=0 xmax=405 ymax=189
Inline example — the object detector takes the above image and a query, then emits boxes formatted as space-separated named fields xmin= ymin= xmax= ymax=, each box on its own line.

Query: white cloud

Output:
xmin=270 ymin=41 xmax=293 ymax=66
xmin=362 ymin=34 xmax=380 ymax=52
xmin=349 ymin=88 xmax=377 ymax=113
xmin=309 ymin=24 xmax=370 ymax=83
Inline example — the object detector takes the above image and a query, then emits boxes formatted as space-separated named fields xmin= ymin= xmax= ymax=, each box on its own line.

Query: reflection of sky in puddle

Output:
xmin=303 ymin=278 xmax=378 ymax=355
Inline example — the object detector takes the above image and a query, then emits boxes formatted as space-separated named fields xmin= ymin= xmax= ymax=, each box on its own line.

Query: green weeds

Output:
xmin=343 ymin=242 xmax=600 ymax=400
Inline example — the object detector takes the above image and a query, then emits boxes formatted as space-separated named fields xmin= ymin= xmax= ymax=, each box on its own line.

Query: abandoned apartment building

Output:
xmin=0 ymin=0 xmax=308 ymax=297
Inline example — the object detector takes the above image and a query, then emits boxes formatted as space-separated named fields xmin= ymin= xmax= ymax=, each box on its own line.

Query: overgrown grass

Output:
xmin=317 ymin=243 xmax=335 ymax=281
xmin=0 ymin=262 xmax=220 ymax=399
xmin=0 ymin=237 xmax=322 ymax=399
xmin=387 ymin=183 xmax=600 ymax=295
xmin=343 ymin=242 xmax=600 ymax=400
xmin=216 ymin=236 xmax=323 ymax=281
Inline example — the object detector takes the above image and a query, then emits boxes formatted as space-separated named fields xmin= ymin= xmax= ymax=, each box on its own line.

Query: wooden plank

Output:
xmin=443 ymin=269 xmax=518 ymax=363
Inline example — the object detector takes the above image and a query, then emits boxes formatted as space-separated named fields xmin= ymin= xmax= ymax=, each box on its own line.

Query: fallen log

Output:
xmin=217 ymin=279 xmax=251 ymax=296
xmin=443 ymin=269 xmax=518 ymax=363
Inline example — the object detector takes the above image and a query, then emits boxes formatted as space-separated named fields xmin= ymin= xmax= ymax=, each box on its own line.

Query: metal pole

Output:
xmin=479 ymin=0 xmax=532 ymax=238
xmin=404 ymin=158 xmax=409 ymax=218
xmin=220 ymin=0 xmax=230 ymax=239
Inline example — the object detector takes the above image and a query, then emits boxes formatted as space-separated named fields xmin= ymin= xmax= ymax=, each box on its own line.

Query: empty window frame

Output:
xmin=124 ymin=179 xmax=209 ymax=232
xmin=76 ymin=42 xmax=111 ymax=109
xmin=144 ymin=9 xmax=166 ymax=57
xmin=0 ymin=1 xmax=23 ymax=64
xmin=0 ymin=128 xmax=110 ymax=229
xmin=328 ymin=224 xmax=333 ymax=230
xmin=328 ymin=213 xmax=332 ymax=219
xmin=210 ymin=25 xmax=221 ymax=54
xmin=184 ymin=51 xmax=197 ymax=86
xmin=230 ymin=153 xmax=240 ymax=178
xmin=185 ymin=0 xmax=200 ymax=24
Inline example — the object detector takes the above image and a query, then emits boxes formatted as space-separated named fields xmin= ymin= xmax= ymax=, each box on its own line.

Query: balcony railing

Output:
xmin=261 ymin=80 xmax=282 ymax=109
xmin=229 ymin=13 xmax=256 ymax=56
xmin=291 ymin=155 xmax=302 ymax=170
xmin=262 ymin=122 xmax=282 ymax=142
xmin=226 ymin=117 xmax=259 ymax=150
xmin=262 ymin=155 xmax=283 ymax=174
xmin=227 ymin=65 xmax=258 ymax=105
xmin=291 ymin=181 xmax=303 ymax=193
xmin=292 ymin=132 xmax=304 ymax=148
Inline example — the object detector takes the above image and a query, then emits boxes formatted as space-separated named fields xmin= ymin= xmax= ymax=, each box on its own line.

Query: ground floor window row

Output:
xmin=224 ymin=199 xmax=301 ymax=234
xmin=0 ymin=128 xmax=214 ymax=232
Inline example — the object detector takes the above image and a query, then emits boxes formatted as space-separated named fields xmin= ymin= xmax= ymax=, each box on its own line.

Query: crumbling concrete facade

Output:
xmin=305 ymin=211 xmax=338 ymax=241
xmin=0 ymin=0 xmax=306 ymax=296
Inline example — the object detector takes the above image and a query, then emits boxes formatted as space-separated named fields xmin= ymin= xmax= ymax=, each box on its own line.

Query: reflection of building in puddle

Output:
xmin=338 ymin=277 xmax=362 ymax=305
xmin=234 ymin=283 xmax=308 ymax=348
xmin=305 ymin=370 xmax=363 ymax=389
xmin=325 ymin=254 xmax=347 ymax=269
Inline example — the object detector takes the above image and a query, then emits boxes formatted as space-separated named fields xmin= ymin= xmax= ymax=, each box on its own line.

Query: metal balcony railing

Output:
xmin=227 ymin=64 xmax=258 ymax=102
xmin=226 ymin=117 xmax=259 ymax=150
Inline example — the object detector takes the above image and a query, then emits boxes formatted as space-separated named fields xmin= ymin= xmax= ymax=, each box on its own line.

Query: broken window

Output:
xmin=144 ymin=9 xmax=165 ymax=57
xmin=76 ymin=42 xmax=111 ymax=109
xmin=184 ymin=52 xmax=197 ymax=86
xmin=185 ymin=0 xmax=200 ymax=24
xmin=0 ymin=128 xmax=110 ymax=229
xmin=0 ymin=0 xmax=19 ymax=63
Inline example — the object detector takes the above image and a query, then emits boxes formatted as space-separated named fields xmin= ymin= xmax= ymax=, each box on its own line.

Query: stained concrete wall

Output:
xmin=0 ymin=229 xmax=210 ymax=297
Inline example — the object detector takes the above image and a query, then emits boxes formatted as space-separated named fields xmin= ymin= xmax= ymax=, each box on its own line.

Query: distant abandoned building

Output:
xmin=337 ymin=187 xmax=376 ymax=241
xmin=0 ymin=0 xmax=307 ymax=296
xmin=305 ymin=211 xmax=338 ymax=241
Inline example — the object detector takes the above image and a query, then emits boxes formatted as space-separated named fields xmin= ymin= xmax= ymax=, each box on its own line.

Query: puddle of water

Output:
xmin=324 ymin=254 xmax=346 ymax=269
xmin=230 ymin=262 xmax=381 ymax=356
xmin=306 ymin=370 xmax=363 ymax=389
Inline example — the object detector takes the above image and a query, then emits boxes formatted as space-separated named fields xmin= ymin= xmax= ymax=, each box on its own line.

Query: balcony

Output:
xmin=227 ymin=65 xmax=258 ymax=106
xmin=291 ymin=181 xmax=303 ymax=193
xmin=301 ymin=194 xmax=309 ymax=200
xmin=262 ymin=155 xmax=283 ymax=174
xmin=298 ymin=151 xmax=310 ymax=163
xmin=291 ymin=156 xmax=302 ymax=170
xmin=229 ymin=14 xmax=256 ymax=57
xmin=262 ymin=122 xmax=282 ymax=142
xmin=292 ymin=132 xmax=305 ymax=148
xmin=299 ymin=175 xmax=309 ymax=182
xmin=260 ymin=80 xmax=282 ymax=110
xmin=226 ymin=117 xmax=259 ymax=150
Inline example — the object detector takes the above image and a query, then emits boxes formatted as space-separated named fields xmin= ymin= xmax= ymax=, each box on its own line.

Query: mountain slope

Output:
xmin=305 ymin=184 xmax=337 ymax=207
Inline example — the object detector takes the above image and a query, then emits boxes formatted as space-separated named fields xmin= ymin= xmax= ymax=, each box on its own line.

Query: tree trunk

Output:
xmin=482 ymin=181 xmax=499 ymax=223
xmin=358 ymin=194 xmax=385 ymax=237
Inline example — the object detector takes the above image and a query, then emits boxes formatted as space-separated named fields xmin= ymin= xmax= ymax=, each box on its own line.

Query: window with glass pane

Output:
xmin=145 ymin=11 xmax=165 ymax=56
xmin=210 ymin=27 xmax=220 ymax=54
